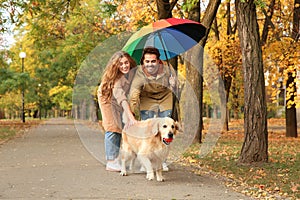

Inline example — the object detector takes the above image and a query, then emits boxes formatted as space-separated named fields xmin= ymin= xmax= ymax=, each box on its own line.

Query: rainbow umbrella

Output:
xmin=122 ymin=18 xmax=207 ymax=64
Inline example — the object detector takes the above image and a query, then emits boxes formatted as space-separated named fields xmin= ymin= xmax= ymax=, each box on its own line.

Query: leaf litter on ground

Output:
xmin=176 ymin=118 xmax=300 ymax=200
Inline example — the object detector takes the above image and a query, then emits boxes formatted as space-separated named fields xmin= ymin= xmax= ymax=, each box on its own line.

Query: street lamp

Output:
xmin=19 ymin=51 xmax=26 ymax=123
xmin=38 ymin=83 xmax=42 ymax=120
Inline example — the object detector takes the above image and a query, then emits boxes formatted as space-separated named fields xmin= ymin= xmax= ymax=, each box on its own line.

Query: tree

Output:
xmin=260 ymin=0 xmax=278 ymax=46
xmin=184 ymin=0 xmax=221 ymax=143
xmin=184 ymin=0 xmax=203 ymax=143
xmin=235 ymin=0 xmax=268 ymax=163
xmin=285 ymin=0 xmax=299 ymax=138
xmin=261 ymin=0 xmax=299 ymax=137
xmin=156 ymin=0 xmax=176 ymax=19
xmin=206 ymin=1 xmax=243 ymax=131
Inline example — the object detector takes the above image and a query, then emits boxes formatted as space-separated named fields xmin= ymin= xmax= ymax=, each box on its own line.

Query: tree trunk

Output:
xmin=285 ymin=0 xmax=300 ymax=138
xmin=222 ymin=76 xmax=231 ymax=131
xmin=285 ymin=72 xmax=297 ymax=137
xmin=261 ymin=0 xmax=277 ymax=45
xmin=187 ymin=0 xmax=221 ymax=143
xmin=292 ymin=0 xmax=300 ymax=42
xmin=199 ymin=0 xmax=221 ymax=47
xmin=156 ymin=0 xmax=176 ymax=19
xmin=226 ymin=2 xmax=232 ymax=35
xmin=235 ymin=0 xmax=268 ymax=163
xmin=212 ymin=18 xmax=220 ymax=40
xmin=185 ymin=1 xmax=202 ymax=143
xmin=186 ymin=47 xmax=203 ymax=143
xmin=221 ymin=2 xmax=235 ymax=132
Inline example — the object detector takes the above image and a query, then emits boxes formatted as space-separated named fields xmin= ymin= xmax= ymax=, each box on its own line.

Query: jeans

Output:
xmin=105 ymin=131 xmax=121 ymax=160
xmin=140 ymin=109 xmax=172 ymax=120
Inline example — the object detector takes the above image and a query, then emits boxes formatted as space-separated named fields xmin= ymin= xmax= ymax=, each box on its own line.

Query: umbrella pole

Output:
xmin=157 ymin=32 xmax=171 ymax=73
xmin=158 ymin=32 xmax=179 ymax=121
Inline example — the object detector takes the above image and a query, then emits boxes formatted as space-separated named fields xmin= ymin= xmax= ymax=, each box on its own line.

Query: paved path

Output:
xmin=0 ymin=118 xmax=252 ymax=200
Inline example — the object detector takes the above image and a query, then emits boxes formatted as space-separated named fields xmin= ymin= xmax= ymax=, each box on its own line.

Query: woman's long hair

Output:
xmin=100 ymin=51 xmax=136 ymax=102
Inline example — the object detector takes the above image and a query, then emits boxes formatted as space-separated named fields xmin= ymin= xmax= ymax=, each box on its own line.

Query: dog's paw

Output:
xmin=146 ymin=172 xmax=154 ymax=180
xmin=156 ymin=175 xmax=165 ymax=182
xmin=120 ymin=171 xmax=127 ymax=176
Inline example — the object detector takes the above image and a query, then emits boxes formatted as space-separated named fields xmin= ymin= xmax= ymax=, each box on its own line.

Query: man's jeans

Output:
xmin=140 ymin=109 xmax=172 ymax=120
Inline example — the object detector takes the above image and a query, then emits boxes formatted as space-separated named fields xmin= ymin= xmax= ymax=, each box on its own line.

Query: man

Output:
xmin=129 ymin=46 xmax=176 ymax=120
xmin=129 ymin=46 xmax=177 ymax=171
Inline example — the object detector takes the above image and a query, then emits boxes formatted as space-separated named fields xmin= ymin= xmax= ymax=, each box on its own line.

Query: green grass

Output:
xmin=0 ymin=127 xmax=17 ymax=141
xmin=0 ymin=119 xmax=42 ymax=143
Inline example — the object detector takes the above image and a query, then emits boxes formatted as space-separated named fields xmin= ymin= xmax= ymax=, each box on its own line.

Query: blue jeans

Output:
xmin=140 ymin=109 xmax=172 ymax=120
xmin=105 ymin=131 xmax=121 ymax=160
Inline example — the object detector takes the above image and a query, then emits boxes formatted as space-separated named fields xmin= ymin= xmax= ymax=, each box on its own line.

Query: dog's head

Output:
xmin=152 ymin=117 xmax=179 ymax=145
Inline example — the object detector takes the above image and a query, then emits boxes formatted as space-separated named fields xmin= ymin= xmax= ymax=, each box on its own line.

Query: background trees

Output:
xmin=0 ymin=0 xmax=299 ymax=164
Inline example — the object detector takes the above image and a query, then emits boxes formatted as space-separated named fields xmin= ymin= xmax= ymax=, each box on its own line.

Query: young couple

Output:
xmin=97 ymin=47 xmax=176 ymax=172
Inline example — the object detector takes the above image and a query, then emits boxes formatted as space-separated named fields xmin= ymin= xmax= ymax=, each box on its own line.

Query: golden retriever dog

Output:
xmin=120 ymin=117 xmax=179 ymax=181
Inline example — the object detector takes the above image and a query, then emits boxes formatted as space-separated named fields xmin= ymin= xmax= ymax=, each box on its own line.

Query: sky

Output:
xmin=2 ymin=29 xmax=16 ymax=49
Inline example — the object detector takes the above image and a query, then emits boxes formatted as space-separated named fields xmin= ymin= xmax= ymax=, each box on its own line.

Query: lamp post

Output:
xmin=38 ymin=83 xmax=42 ymax=120
xmin=19 ymin=51 xmax=26 ymax=123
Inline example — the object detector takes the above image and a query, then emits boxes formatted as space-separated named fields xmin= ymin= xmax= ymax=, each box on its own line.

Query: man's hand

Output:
xmin=169 ymin=76 xmax=176 ymax=88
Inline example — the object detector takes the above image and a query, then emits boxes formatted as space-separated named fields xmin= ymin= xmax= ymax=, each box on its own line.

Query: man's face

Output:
xmin=143 ymin=54 xmax=159 ymax=76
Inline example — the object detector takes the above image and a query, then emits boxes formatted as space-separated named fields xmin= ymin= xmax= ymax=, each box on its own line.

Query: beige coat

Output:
xmin=129 ymin=64 xmax=175 ymax=115
xmin=98 ymin=69 xmax=136 ymax=133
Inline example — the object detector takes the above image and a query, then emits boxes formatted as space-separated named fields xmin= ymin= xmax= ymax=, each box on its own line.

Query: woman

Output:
xmin=97 ymin=51 xmax=137 ymax=171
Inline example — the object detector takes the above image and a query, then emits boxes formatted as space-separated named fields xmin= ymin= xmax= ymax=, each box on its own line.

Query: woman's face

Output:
xmin=118 ymin=56 xmax=131 ymax=74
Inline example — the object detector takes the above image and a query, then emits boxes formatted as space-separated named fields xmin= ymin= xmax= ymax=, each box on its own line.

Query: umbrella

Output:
xmin=122 ymin=18 xmax=207 ymax=64
xmin=123 ymin=18 xmax=207 ymax=121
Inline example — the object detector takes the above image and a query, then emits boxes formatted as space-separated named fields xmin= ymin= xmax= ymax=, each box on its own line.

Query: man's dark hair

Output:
xmin=140 ymin=46 xmax=160 ymax=65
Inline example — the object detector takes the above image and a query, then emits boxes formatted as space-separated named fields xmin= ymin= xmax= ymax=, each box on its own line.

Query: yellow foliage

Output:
xmin=49 ymin=85 xmax=71 ymax=97
xmin=263 ymin=38 xmax=300 ymax=107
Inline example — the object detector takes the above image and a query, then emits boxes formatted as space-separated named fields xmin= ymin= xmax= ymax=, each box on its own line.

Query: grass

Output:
xmin=178 ymin=119 xmax=300 ymax=199
xmin=0 ymin=127 xmax=17 ymax=140
xmin=0 ymin=119 xmax=42 ymax=144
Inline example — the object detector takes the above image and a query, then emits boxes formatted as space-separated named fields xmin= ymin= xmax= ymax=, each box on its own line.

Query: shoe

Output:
xmin=140 ymin=165 xmax=146 ymax=172
xmin=162 ymin=162 xmax=169 ymax=171
xmin=106 ymin=159 xmax=121 ymax=172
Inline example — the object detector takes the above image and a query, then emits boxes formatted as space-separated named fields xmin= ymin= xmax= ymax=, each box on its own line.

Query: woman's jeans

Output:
xmin=140 ymin=109 xmax=172 ymax=120
xmin=105 ymin=131 xmax=121 ymax=161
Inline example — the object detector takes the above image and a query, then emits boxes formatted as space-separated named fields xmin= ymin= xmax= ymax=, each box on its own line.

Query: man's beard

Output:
xmin=146 ymin=64 xmax=159 ymax=75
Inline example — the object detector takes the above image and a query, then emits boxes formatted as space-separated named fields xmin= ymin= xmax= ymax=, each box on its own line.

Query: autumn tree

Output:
xmin=261 ymin=0 xmax=299 ymax=137
xmin=235 ymin=0 xmax=268 ymax=163
xmin=183 ymin=0 xmax=222 ymax=143
xmin=206 ymin=1 xmax=243 ymax=131
xmin=285 ymin=0 xmax=299 ymax=138
xmin=155 ymin=0 xmax=222 ymax=143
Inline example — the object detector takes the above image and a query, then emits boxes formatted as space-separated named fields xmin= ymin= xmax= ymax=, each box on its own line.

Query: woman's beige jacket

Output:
xmin=98 ymin=69 xmax=136 ymax=133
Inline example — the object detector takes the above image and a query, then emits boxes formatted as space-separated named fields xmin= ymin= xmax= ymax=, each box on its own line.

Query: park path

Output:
xmin=0 ymin=118 xmax=252 ymax=200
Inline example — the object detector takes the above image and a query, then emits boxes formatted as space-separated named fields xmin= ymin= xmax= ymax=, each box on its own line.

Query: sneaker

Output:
xmin=162 ymin=162 xmax=169 ymax=171
xmin=106 ymin=159 xmax=121 ymax=172
xmin=140 ymin=165 xmax=146 ymax=173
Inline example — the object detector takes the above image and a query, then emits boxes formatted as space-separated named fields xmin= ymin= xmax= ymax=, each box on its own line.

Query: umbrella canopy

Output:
xmin=122 ymin=18 xmax=207 ymax=64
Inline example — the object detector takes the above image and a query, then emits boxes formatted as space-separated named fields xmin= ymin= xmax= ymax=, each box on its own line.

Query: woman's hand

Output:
xmin=124 ymin=117 xmax=137 ymax=130
xmin=121 ymin=101 xmax=137 ymax=130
